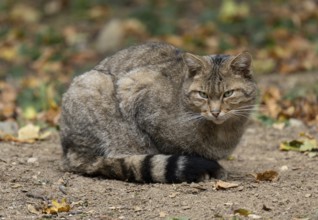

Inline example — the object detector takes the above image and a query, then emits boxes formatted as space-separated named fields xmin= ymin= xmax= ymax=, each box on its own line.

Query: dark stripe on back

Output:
xmin=141 ymin=155 xmax=154 ymax=183
xmin=165 ymin=155 xmax=180 ymax=183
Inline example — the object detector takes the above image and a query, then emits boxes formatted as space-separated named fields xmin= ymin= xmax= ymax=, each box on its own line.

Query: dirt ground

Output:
xmin=1 ymin=73 xmax=318 ymax=220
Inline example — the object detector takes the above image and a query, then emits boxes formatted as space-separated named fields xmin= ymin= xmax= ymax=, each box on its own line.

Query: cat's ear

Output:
xmin=183 ymin=53 xmax=205 ymax=78
xmin=230 ymin=51 xmax=252 ymax=78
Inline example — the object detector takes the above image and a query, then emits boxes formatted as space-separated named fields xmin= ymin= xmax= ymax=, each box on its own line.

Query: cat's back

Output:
xmin=94 ymin=42 xmax=184 ymax=76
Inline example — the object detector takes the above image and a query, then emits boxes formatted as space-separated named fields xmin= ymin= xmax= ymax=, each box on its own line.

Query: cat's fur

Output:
xmin=60 ymin=42 xmax=257 ymax=183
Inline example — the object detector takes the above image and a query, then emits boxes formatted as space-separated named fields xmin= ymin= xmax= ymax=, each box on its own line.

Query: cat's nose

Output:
xmin=212 ymin=112 xmax=220 ymax=118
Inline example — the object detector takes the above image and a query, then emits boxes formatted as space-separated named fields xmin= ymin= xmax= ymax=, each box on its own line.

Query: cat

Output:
xmin=59 ymin=42 xmax=257 ymax=183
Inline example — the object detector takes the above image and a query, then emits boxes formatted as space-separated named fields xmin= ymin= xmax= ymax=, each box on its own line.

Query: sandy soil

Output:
xmin=1 ymin=73 xmax=318 ymax=220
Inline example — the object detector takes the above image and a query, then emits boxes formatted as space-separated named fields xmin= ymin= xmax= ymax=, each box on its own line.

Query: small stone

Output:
xmin=27 ymin=157 xmax=38 ymax=164
xmin=134 ymin=206 xmax=142 ymax=212
xmin=248 ymin=214 xmax=262 ymax=219
xmin=305 ymin=194 xmax=312 ymax=198
xmin=159 ymin=211 xmax=167 ymax=218
xmin=238 ymin=186 xmax=244 ymax=191
xmin=280 ymin=165 xmax=288 ymax=171
xmin=169 ymin=192 xmax=178 ymax=198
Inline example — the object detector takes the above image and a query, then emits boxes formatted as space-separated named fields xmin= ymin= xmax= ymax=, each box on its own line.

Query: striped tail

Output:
xmin=63 ymin=153 xmax=227 ymax=183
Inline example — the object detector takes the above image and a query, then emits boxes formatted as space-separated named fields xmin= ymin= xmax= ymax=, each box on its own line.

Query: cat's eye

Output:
xmin=198 ymin=91 xmax=208 ymax=99
xmin=223 ymin=90 xmax=234 ymax=98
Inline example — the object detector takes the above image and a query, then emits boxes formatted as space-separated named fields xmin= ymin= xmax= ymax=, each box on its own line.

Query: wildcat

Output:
xmin=60 ymin=42 xmax=257 ymax=183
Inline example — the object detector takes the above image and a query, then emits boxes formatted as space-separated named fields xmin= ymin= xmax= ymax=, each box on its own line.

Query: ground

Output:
xmin=1 ymin=73 xmax=318 ymax=220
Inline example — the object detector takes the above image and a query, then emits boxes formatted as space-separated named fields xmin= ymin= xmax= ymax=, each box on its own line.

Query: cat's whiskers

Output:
xmin=226 ymin=108 xmax=252 ymax=120
xmin=235 ymin=104 xmax=265 ymax=112
xmin=174 ymin=112 xmax=204 ymax=125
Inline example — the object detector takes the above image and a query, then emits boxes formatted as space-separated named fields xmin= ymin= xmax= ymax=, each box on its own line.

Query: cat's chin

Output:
xmin=205 ymin=117 xmax=226 ymax=124
xmin=211 ymin=119 xmax=225 ymax=125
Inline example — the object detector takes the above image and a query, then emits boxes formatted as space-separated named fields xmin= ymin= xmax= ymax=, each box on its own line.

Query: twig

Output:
xmin=59 ymin=185 xmax=67 ymax=195
xmin=26 ymin=192 xmax=48 ymax=201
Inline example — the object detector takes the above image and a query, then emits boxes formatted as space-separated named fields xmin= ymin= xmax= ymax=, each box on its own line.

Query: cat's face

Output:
xmin=183 ymin=52 xmax=257 ymax=124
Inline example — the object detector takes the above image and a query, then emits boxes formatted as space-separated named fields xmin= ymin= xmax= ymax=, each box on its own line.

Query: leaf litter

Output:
xmin=252 ymin=170 xmax=279 ymax=182
xmin=280 ymin=133 xmax=318 ymax=157
xmin=0 ymin=123 xmax=51 ymax=143
xmin=214 ymin=180 xmax=240 ymax=190
xmin=27 ymin=198 xmax=72 ymax=215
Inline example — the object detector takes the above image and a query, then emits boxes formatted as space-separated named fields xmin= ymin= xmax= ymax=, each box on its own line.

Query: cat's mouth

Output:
xmin=202 ymin=113 xmax=227 ymax=124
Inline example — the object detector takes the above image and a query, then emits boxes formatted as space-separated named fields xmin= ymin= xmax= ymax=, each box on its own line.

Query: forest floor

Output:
xmin=1 ymin=73 xmax=318 ymax=220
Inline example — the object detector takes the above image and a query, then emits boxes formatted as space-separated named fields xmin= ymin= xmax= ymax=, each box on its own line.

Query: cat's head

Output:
xmin=182 ymin=52 xmax=257 ymax=124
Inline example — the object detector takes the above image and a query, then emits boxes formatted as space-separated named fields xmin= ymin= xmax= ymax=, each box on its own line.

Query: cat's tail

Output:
xmin=62 ymin=153 xmax=227 ymax=183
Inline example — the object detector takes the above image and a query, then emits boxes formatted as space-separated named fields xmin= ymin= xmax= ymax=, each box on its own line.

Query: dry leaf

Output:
xmin=262 ymin=204 xmax=272 ymax=211
xmin=215 ymin=180 xmax=239 ymax=190
xmin=18 ymin=124 xmax=40 ymax=141
xmin=0 ymin=124 xmax=52 ymax=143
xmin=44 ymin=198 xmax=71 ymax=214
xmin=234 ymin=208 xmax=251 ymax=217
xmin=27 ymin=204 xmax=41 ymax=215
xmin=189 ymin=183 xmax=207 ymax=190
xmin=255 ymin=170 xmax=279 ymax=182
xmin=279 ymin=133 xmax=318 ymax=157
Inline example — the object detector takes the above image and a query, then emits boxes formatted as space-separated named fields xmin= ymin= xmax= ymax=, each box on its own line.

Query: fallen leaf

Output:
xmin=255 ymin=170 xmax=279 ymax=182
xmin=18 ymin=124 xmax=40 ymax=141
xmin=44 ymin=198 xmax=71 ymax=214
xmin=279 ymin=133 xmax=318 ymax=156
xmin=27 ymin=204 xmax=41 ymax=215
xmin=0 ymin=124 xmax=52 ymax=143
xmin=189 ymin=183 xmax=207 ymax=190
xmin=234 ymin=208 xmax=251 ymax=217
xmin=215 ymin=180 xmax=239 ymax=190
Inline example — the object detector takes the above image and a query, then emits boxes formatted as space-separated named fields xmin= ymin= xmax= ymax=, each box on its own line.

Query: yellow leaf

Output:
xmin=0 ymin=45 xmax=18 ymax=62
xmin=234 ymin=208 xmax=252 ymax=217
xmin=45 ymin=198 xmax=71 ymax=214
xmin=18 ymin=124 xmax=40 ymax=141
xmin=23 ymin=106 xmax=37 ymax=120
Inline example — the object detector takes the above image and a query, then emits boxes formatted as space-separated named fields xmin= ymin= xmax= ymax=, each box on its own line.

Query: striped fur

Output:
xmin=63 ymin=152 xmax=226 ymax=183
xmin=60 ymin=42 xmax=257 ymax=183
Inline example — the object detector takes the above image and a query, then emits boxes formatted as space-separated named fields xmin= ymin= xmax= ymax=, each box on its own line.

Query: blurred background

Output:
xmin=0 ymin=0 xmax=317 ymax=136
